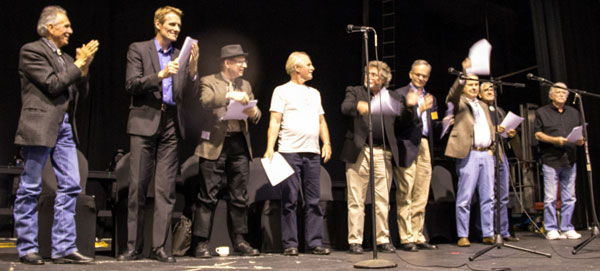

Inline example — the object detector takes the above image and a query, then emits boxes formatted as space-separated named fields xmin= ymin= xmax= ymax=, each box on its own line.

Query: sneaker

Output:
xmin=546 ymin=230 xmax=566 ymax=240
xmin=561 ymin=230 xmax=582 ymax=239
xmin=457 ymin=237 xmax=470 ymax=247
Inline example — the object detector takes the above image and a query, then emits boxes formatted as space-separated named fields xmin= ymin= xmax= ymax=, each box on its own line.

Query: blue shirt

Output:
xmin=154 ymin=39 xmax=175 ymax=105
xmin=409 ymin=83 xmax=429 ymax=137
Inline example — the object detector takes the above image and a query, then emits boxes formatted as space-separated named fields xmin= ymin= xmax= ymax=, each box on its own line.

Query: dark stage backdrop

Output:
xmin=1 ymin=0 xmax=600 ymax=223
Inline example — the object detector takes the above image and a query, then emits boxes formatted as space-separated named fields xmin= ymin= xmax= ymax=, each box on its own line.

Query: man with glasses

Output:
xmin=534 ymin=82 xmax=584 ymax=240
xmin=394 ymin=59 xmax=440 ymax=252
xmin=192 ymin=44 xmax=261 ymax=258
xmin=341 ymin=61 xmax=406 ymax=254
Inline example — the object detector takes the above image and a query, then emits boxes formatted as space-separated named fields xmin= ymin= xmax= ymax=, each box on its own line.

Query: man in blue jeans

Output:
xmin=13 ymin=5 xmax=98 ymax=265
xmin=264 ymin=51 xmax=332 ymax=256
xmin=534 ymin=82 xmax=584 ymax=240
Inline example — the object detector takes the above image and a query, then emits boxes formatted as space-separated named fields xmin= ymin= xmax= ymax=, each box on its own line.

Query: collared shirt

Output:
xmin=466 ymin=97 xmax=492 ymax=148
xmin=154 ymin=39 xmax=175 ymax=106
xmin=222 ymin=72 xmax=242 ymax=132
xmin=42 ymin=37 xmax=73 ymax=100
xmin=410 ymin=83 xmax=429 ymax=137
xmin=534 ymin=103 xmax=582 ymax=168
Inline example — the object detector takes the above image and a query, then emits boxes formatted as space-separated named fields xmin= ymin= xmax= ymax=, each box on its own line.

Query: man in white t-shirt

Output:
xmin=264 ymin=51 xmax=332 ymax=256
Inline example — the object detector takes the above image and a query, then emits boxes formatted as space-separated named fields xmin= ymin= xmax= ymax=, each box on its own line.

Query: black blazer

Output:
xmin=125 ymin=39 xmax=192 ymax=139
xmin=394 ymin=84 xmax=441 ymax=168
xmin=340 ymin=85 xmax=402 ymax=167
xmin=15 ymin=39 xmax=88 ymax=147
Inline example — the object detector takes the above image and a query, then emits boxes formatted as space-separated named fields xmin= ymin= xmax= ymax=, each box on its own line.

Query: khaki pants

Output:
xmin=395 ymin=138 xmax=432 ymax=244
xmin=346 ymin=146 xmax=393 ymax=245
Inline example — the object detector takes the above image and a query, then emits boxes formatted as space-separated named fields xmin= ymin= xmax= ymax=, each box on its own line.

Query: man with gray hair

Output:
xmin=534 ymin=82 xmax=584 ymax=240
xmin=340 ymin=60 xmax=407 ymax=254
xmin=393 ymin=59 xmax=440 ymax=251
xmin=264 ymin=51 xmax=331 ymax=256
xmin=14 ymin=5 xmax=98 ymax=264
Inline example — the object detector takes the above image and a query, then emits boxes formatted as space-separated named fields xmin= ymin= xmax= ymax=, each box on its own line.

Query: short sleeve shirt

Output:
xmin=534 ymin=104 xmax=582 ymax=168
xmin=270 ymin=81 xmax=324 ymax=154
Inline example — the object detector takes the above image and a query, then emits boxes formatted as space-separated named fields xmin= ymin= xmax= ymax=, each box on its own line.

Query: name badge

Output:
xmin=431 ymin=111 xmax=438 ymax=120
xmin=201 ymin=131 xmax=211 ymax=140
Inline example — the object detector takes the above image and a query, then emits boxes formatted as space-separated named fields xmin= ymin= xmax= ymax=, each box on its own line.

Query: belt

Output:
xmin=472 ymin=146 xmax=492 ymax=151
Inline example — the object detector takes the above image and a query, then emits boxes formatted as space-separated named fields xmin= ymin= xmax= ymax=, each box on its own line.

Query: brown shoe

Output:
xmin=457 ymin=237 xmax=470 ymax=247
xmin=482 ymin=236 xmax=495 ymax=245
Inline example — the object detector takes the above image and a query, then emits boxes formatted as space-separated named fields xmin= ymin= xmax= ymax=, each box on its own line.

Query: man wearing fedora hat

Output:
xmin=192 ymin=44 xmax=261 ymax=258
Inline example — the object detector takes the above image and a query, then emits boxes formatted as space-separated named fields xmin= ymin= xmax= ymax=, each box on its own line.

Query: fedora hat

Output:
xmin=221 ymin=44 xmax=248 ymax=59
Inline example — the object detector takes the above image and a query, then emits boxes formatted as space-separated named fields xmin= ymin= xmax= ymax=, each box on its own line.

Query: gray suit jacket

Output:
xmin=194 ymin=73 xmax=261 ymax=160
xmin=444 ymin=78 xmax=495 ymax=159
xmin=15 ymin=39 xmax=88 ymax=147
xmin=125 ymin=39 xmax=192 ymax=139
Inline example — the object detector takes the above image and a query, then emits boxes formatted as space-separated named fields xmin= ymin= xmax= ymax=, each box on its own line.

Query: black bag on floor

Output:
xmin=172 ymin=214 xmax=192 ymax=256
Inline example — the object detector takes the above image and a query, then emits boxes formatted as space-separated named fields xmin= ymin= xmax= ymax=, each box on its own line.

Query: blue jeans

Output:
xmin=14 ymin=114 xmax=81 ymax=258
xmin=455 ymin=150 xmax=495 ymax=238
xmin=498 ymin=153 xmax=510 ymax=237
xmin=279 ymin=152 xmax=323 ymax=250
xmin=542 ymin=163 xmax=577 ymax=232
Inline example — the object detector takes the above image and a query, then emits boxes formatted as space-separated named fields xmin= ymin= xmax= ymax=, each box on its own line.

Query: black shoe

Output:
xmin=152 ymin=247 xmax=175 ymax=263
xmin=310 ymin=246 xmax=331 ymax=255
xmin=283 ymin=247 xmax=298 ymax=256
xmin=416 ymin=242 xmax=438 ymax=250
xmin=53 ymin=251 xmax=94 ymax=264
xmin=19 ymin=252 xmax=44 ymax=265
xmin=234 ymin=241 xmax=260 ymax=256
xmin=504 ymin=235 xmax=520 ymax=242
xmin=377 ymin=243 xmax=396 ymax=253
xmin=194 ymin=242 xmax=212 ymax=258
xmin=116 ymin=249 xmax=142 ymax=261
xmin=348 ymin=243 xmax=363 ymax=254
xmin=400 ymin=243 xmax=418 ymax=252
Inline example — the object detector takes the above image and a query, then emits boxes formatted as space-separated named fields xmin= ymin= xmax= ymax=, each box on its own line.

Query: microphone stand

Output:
xmin=353 ymin=30 xmax=396 ymax=270
xmin=533 ymin=81 xmax=600 ymax=255
xmin=449 ymin=73 xmax=552 ymax=260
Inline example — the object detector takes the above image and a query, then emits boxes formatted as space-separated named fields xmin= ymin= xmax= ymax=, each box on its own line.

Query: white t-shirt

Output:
xmin=270 ymin=81 xmax=324 ymax=154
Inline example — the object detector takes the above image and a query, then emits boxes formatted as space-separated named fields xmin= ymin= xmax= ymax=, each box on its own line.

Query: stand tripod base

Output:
xmin=354 ymin=259 xmax=397 ymax=269
xmin=469 ymin=234 xmax=552 ymax=261
xmin=573 ymin=225 xmax=600 ymax=254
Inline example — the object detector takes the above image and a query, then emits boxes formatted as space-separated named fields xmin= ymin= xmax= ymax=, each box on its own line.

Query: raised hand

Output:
xmin=188 ymin=43 xmax=199 ymax=77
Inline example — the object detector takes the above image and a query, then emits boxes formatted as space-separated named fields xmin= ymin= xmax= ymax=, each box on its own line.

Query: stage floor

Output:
xmin=1 ymin=230 xmax=600 ymax=270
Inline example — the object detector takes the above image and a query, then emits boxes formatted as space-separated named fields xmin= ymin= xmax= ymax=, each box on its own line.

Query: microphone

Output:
xmin=526 ymin=73 xmax=552 ymax=84
xmin=448 ymin=67 xmax=463 ymax=76
xmin=347 ymin=24 xmax=371 ymax=33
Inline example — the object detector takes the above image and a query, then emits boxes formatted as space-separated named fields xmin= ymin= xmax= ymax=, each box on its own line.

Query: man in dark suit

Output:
xmin=14 ymin=5 xmax=98 ymax=265
xmin=117 ymin=6 xmax=198 ymax=263
xmin=445 ymin=58 xmax=495 ymax=247
xmin=393 ymin=59 xmax=440 ymax=252
xmin=340 ymin=60 xmax=409 ymax=254
xmin=192 ymin=44 xmax=260 ymax=258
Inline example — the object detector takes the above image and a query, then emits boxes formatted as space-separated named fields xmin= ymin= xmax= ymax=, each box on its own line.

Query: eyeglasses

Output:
xmin=229 ymin=59 xmax=248 ymax=65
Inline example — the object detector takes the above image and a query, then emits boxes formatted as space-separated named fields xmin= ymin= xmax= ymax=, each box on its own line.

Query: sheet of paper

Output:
xmin=567 ymin=126 xmax=583 ymax=143
xmin=370 ymin=88 xmax=401 ymax=115
xmin=177 ymin=36 xmax=198 ymax=67
xmin=261 ymin=152 xmax=295 ymax=186
xmin=440 ymin=102 xmax=454 ymax=139
xmin=221 ymin=100 xmax=258 ymax=120
xmin=466 ymin=39 xmax=491 ymax=75
xmin=499 ymin=111 xmax=524 ymax=138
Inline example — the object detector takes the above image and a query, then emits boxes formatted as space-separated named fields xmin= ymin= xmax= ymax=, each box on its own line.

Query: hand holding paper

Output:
xmin=261 ymin=152 xmax=294 ymax=186
xmin=177 ymin=36 xmax=198 ymax=67
xmin=465 ymin=39 xmax=491 ymax=75
xmin=499 ymin=111 xmax=524 ymax=138
xmin=566 ymin=126 xmax=584 ymax=143
xmin=221 ymin=100 xmax=258 ymax=120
